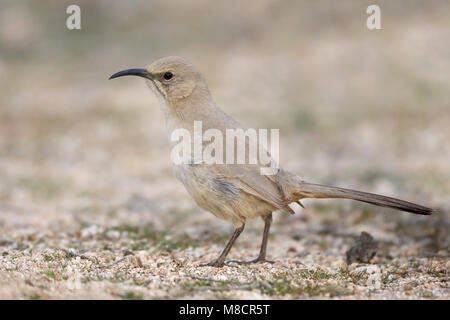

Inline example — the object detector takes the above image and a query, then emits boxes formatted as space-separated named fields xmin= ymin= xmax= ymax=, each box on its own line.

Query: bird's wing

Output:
xmin=208 ymin=163 xmax=295 ymax=214
xmin=199 ymin=111 xmax=294 ymax=213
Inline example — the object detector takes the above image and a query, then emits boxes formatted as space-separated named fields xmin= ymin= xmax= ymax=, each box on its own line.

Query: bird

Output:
xmin=109 ymin=56 xmax=433 ymax=267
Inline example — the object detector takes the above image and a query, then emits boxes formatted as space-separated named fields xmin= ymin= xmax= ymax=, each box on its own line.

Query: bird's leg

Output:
xmin=229 ymin=214 xmax=274 ymax=265
xmin=253 ymin=213 xmax=274 ymax=263
xmin=199 ymin=224 xmax=245 ymax=267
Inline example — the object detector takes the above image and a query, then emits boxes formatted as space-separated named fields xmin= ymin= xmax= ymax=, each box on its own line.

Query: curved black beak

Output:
xmin=109 ymin=68 xmax=154 ymax=81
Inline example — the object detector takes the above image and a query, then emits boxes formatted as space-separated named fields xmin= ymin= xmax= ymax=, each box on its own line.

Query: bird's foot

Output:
xmin=227 ymin=257 xmax=275 ymax=265
xmin=199 ymin=260 xmax=225 ymax=268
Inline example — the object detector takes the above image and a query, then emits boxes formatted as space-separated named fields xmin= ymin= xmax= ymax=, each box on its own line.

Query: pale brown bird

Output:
xmin=110 ymin=56 xmax=433 ymax=267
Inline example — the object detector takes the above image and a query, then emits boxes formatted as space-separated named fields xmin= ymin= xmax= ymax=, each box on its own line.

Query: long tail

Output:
xmin=293 ymin=182 xmax=433 ymax=215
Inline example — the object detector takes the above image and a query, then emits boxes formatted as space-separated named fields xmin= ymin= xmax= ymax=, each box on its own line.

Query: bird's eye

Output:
xmin=163 ymin=72 xmax=173 ymax=80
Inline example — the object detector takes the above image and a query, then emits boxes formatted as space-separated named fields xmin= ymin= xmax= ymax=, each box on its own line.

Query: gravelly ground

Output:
xmin=0 ymin=207 xmax=448 ymax=299
xmin=0 ymin=1 xmax=449 ymax=299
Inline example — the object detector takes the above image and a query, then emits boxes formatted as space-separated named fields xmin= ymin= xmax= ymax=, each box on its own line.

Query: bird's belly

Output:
xmin=172 ymin=164 xmax=273 ymax=226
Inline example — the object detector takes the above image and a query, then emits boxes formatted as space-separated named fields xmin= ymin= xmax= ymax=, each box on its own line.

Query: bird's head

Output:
xmin=109 ymin=56 xmax=205 ymax=104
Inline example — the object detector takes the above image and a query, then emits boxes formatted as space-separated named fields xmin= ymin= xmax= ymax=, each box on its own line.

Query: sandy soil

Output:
xmin=0 ymin=0 xmax=449 ymax=299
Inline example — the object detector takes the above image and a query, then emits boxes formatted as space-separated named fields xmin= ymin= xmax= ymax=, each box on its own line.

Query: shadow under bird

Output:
xmin=110 ymin=56 xmax=433 ymax=267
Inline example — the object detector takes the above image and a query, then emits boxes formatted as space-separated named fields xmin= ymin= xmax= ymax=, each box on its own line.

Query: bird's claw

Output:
xmin=226 ymin=258 xmax=275 ymax=265
xmin=199 ymin=260 xmax=225 ymax=267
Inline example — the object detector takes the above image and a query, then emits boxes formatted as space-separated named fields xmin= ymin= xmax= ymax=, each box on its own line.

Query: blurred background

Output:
xmin=0 ymin=0 xmax=448 ymax=299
